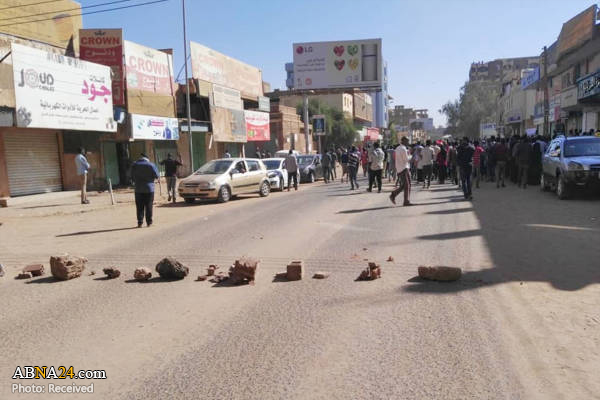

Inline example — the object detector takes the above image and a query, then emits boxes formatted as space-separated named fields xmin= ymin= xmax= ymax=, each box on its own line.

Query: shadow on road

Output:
xmin=405 ymin=182 xmax=600 ymax=292
xmin=337 ymin=206 xmax=394 ymax=214
xmin=56 ymin=227 xmax=139 ymax=237
xmin=327 ymin=192 xmax=364 ymax=197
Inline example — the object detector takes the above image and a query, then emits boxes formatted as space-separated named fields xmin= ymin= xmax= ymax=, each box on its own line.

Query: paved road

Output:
xmin=1 ymin=175 xmax=599 ymax=400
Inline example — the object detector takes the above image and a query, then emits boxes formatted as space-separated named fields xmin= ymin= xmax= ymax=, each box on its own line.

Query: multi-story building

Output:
xmin=469 ymin=57 xmax=540 ymax=83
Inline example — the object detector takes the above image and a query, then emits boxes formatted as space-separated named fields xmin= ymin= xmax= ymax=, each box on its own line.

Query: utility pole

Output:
xmin=303 ymin=93 xmax=310 ymax=153
xmin=543 ymin=46 xmax=549 ymax=137
xmin=182 ymin=0 xmax=194 ymax=172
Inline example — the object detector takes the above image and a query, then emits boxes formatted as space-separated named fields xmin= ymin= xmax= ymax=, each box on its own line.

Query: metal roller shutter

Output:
xmin=4 ymin=131 xmax=62 ymax=196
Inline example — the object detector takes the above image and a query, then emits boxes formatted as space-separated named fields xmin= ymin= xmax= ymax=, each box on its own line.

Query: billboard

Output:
xmin=190 ymin=42 xmax=263 ymax=99
xmin=123 ymin=40 xmax=174 ymax=95
xmin=79 ymin=29 xmax=124 ymax=105
xmin=212 ymin=84 xmax=242 ymax=110
xmin=130 ymin=114 xmax=179 ymax=140
xmin=11 ymin=43 xmax=115 ymax=132
xmin=521 ymin=67 xmax=540 ymax=89
xmin=313 ymin=115 xmax=325 ymax=136
xmin=293 ymin=39 xmax=382 ymax=90
xmin=557 ymin=5 xmax=597 ymax=59
xmin=211 ymin=107 xmax=247 ymax=143
xmin=245 ymin=111 xmax=270 ymax=141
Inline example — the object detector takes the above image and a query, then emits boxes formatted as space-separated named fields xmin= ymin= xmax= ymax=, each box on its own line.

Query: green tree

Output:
xmin=440 ymin=81 xmax=499 ymax=138
xmin=297 ymin=99 xmax=359 ymax=150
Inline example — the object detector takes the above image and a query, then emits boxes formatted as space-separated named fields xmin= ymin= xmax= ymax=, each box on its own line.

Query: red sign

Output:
xmin=79 ymin=29 xmax=124 ymax=106
xmin=367 ymin=127 xmax=380 ymax=141
xmin=245 ymin=110 xmax=270 ymax=141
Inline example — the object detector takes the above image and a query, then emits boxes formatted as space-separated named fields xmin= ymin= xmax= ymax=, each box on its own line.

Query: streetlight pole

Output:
xmin=543 ymin=46 xmax=549 ymax=137
xmin=182 ymin=0 xmax=193 ymax=172
xmin=303 ymin=93 xmax=310 ymax=154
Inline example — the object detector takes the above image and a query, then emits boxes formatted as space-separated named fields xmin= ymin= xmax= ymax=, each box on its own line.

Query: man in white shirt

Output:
xmin=74 ymin=147 xmax=90 ymax=204
xmin=419 ymin=140 xmax=434 ymax=189
xmin=390 ymin=137 xmax=412 ymax=206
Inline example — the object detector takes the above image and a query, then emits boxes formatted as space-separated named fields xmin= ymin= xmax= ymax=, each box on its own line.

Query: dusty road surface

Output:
xmin=1 ymin=175 xmax=599 ymax=400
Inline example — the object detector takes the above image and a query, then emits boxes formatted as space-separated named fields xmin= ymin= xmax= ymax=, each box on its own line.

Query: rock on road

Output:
xmin=1 ymin=175 xmax=599 ymax=400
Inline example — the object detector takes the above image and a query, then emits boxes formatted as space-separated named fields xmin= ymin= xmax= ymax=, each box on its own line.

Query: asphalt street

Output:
xmin=1 ymin=174 xmax=599 ymax=400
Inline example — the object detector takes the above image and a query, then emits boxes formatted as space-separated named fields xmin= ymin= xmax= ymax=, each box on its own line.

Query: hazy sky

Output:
xmin=84 ymin=0 xmax=597 ymax=126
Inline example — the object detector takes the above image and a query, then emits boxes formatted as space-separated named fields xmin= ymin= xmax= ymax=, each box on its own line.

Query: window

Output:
xmin=247 ymin=160 xmax=260 ymax=171
xmin=574 ymin=64 xmax=581 ymax=81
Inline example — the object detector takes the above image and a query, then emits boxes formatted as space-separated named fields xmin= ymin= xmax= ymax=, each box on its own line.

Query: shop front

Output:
xmin=577 ymin=70 xmax=600 ymax=132
xmin=0 ymin=43 xmax=115 ymax=198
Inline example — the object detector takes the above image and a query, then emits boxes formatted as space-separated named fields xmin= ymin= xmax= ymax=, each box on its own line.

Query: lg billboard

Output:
xmin=293 ymin=38 xmax=382 ymax=90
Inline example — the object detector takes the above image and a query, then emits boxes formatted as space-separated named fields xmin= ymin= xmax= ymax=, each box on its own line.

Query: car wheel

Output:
xmin=556 ymin=174 xmax=570 ymax=200
xmin=309 ymin=172 xmax=315 ymax=183
xmin=259 ymin=181 xmax=270 ymax=197
xmin=217 ymin=186 xmax=231 ymax=203
xmin=541 ymin=174 xmax=549 ymax=191
xmin=184 ymin=198 xmax=195 ymax=204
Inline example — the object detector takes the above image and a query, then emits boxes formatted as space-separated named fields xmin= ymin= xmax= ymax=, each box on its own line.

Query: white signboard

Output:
xmin=212 ymin=84 xmax=242 ymax=110
xmin=131 ymin=113 xmax=179 ymax=140
xmin=11 ymin=43 xmax=116 ymax=132
xmin=293 ymin=38 xmax=382 ymax=90
xmin=123 ymin=40 xmax=174 ymax=95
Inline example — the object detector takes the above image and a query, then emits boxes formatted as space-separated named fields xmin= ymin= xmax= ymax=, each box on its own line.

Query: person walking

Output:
xmin=420 ymin=140 xmax=434 ymax=189
xmin=390 ymin=137 xmax=412 ymax=206
xmin=367 ymin=142 xmax=385 ymax=193
xmin=284 ymin=149 xmax=299 ymax=191
xmin=437 ymin=145 xmax=447 ymax=184
xmin=347 ymin=146 xmax=360 ymax=190
xmin=330 ymin=149 xmax=338 ymax=180
xmin=447 ymin=142 xmax=458 ymax=185
xmin=361 ymin=148 xmax=368 ymax=177
xmin=255 ymin=147 xmax=262 ymax=159
xmin=159 ymin=153 xmax=182 ymax=203
xmin=340 ymin=148 xmax=349 ymax=183
xmin=74 ymin=147 xmax=90 ymax=204
xmin=472 ymin=140 xmax=484 ymax=189
xmin=515 ymin=136 xmax=532 ymax=189
xmin=224 ymin=149 xmax=231 ymax=158
xmin=321 ymin=150 xmax=332 ymax=184
xmin=457 ymin=138 xmax=475 ymax=200
xmin=493 ymin=138 xmax=508 ymax=188
xmin=131 ymin=153 xmax=159 ymax=228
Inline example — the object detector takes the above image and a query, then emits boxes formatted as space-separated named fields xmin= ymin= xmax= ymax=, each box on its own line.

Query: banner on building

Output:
xmin=212 ymin=84 xmax=242 ymax=110
xmin=521 ymin=67 xmax=539 ymax=89
xmin=366 ymin=127 xmax=380 ymax=141
xmin=130 ymin=113 xmax=179 ymax=140
xmin=190 ymin=42 xmax=263 ymax=99
xmin=293 ymin=38 xmax=383 ymax=90
xmin=123 ymin=40 xmax=174 ymax=95
xmin=245 ymin=110 xmax=270 ymax=141
xmin=11 ymin=43 xmax=115 ymax=132
xmin=211 ymin=107 xmax=247 ymax=143
xmin=80 ymin=29 xmax=124 ymax=105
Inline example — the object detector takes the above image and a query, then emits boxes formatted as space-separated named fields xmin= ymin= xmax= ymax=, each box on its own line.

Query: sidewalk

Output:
xmin=0 ymin=183 xmax=174 ymax=220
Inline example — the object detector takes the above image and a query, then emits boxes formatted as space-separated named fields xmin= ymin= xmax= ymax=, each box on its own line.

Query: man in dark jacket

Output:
xmin=457 ymin=137 xmax=475 ymax=200
xmin=515 ymin=136 xmax=532 ymax=189
xmin=131 ymin=153 xmax=159 ymax=227
xmin=159 ymin=153 xmax=182 ymax=203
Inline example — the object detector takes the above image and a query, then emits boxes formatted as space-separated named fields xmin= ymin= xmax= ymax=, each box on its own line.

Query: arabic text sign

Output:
xmin=212 ymin=84 xmax=242 ymax=110
xmin=124 ymin=40 xmax=174 ymax=95
xmin=210 ymin=107 xmax=247 ymax=143
xmin=190 ymin=42 xmax=263 ymax=99
xmin=130 ymin=113 xmax=179 ymax=140
xmin=521 ymin=67 xmax=540 ymax=89
xmin=11 ymin=43 xmax=115 ymax=132
xmin=245 ymin=110 xmax=270 ymax=141
xmin=293 ymin=38 xmax=382 ymax=90
xmin=80 ymin=29 xmax=124 ymax=105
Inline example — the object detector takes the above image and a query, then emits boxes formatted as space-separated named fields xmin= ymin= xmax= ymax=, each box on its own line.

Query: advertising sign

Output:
xmin=190 ymin=42 xmax=263 ymax=99
xmin=293 ymin=38 xmax=382 ymax=90
xmin=211 ymin=107 xmax=247 ymax=143
xmin=313 ymin=114 xmax=325 ymax=136
xmin=212 ymin=84 xmax=242 ymax=110
xmin=123 ymin=40 xmax=174 ymax=95
xmin=577 ymin=71 xmax=600 ymax=100
xmin=80 ymin=29 xmax=124 ymax=105
xmin=11 ymin=43 xmax=115 ymax=132
xmin=521 ymin=67 xmax=540 ymax=89
xmin=130 ymin=113 xmax=179 ymax=140
xmin=258 ymin=96 xmax=270 ymax=112
xmin=245 ymin=110 xmax=270 ymax=141
xmin=366 ymin=127 xmax=380 ymax=141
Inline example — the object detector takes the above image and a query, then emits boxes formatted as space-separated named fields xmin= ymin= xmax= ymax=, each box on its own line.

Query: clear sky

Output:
xmin=84 ymin=0 xmax=597 ymax=126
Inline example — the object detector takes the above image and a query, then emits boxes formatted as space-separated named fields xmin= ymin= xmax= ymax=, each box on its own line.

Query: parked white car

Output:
xmin=262 ymin=158 xmax=289 ymax=191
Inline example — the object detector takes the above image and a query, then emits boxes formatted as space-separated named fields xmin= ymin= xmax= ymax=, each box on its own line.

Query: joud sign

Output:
xmin=11 ymin=43 xmax=115 ymax=132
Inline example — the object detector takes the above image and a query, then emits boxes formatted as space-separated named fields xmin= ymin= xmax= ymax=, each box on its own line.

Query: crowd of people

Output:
xmin=326 ymin=133 xmax=563 ymax=205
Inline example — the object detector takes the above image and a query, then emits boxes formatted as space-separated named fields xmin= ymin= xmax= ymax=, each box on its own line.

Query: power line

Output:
xmin=0 ymin=0 xmax=64 ymax=12
xmin=0 ymin=0 xmax=135 ymax=21
xmin=0 ymin=0 xmax=169 ymax=28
